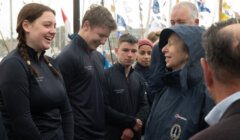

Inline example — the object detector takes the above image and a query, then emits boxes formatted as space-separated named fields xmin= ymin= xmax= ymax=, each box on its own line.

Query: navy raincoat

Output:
xmin=144 ymin=25 xmax=215 ymax=140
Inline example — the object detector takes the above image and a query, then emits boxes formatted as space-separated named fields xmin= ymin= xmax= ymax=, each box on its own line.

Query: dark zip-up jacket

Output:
xmin=0 ymin=112 xmax=7 ymax=140
xmin=148 ymin=43 xmax=165 ymax=96
xmin=134 ymin=62 xmax=154 ymax=105
xmin=0 ymin=45 xmax=73 ymax=140
xmin=56 ymin=35 xmax=105 ymax=140
xmin=144 ymin=25 xmax=215 ymax=140
xmin=104 ymin=63 xmax=149 ymax=140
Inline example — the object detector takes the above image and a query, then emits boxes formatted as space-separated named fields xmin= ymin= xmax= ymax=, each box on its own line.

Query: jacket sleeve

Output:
xmin=0 ymin=58 xmax=41 ymax=140
xmin=55 ymin=50 xmax=76 ymax=92
xmin=103 ymin=71 xmax=136 ymax=128
xmin=59 ymin=92 xmax=74 ymax=140
xmin=148 ymin=44 xmax=165 ymax=94
xmin=53 ymin=55 xmax=74 ymax=140
xmin=105 ymin=104 xmax=136 ymax=128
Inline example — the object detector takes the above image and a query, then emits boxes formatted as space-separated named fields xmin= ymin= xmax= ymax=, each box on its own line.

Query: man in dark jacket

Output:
xmin=55 ymin=5 xmax=117 ymax=140
xmin=144 ymin=25 xmax=214 ymax=140
xmin=104 ymin=33 xmax=149 ymax=140
xmin=190 ymin=18 xmax=240 ymax=140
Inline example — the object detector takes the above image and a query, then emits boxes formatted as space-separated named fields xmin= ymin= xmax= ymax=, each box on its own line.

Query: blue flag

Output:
xmin=117 ymin=14 xmax=127 ymax=28
xmin=152 ymin=0 xmax=160 ymax=14
xmin=197 ymin=1 xmax=211 ymax=13
xmin=116 ymin=31 xmax=122 ymax=38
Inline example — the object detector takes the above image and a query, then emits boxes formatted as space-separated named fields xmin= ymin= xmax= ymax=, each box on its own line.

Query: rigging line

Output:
xmin=219 ymin=0 xmax=223 ymax=21
xmin=0 ymin=30 xmax=10 ymax=53
xmin=107 ymin=38 xmax=114 ymax=64
xmin=138 ymin=0 xmax=144 ymax=38
xmin=145 ymin=0 xmax=153 ymax=32
xmin=105 ymin=0 xmax=116 ymax=64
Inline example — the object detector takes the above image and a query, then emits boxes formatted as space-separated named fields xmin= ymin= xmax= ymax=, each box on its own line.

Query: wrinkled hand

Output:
xmin=121 ymin=128 xmax=134 ymax=140
xmin=133 ymin=118 xmax=142 ymax=133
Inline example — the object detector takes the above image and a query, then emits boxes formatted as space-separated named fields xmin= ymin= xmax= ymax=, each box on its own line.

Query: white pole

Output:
xmin=10 ymin=0 xmax=13 ymax=49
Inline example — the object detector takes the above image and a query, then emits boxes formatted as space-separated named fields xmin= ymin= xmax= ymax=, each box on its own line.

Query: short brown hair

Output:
xmin=147 ymin=31 xmax=159 ymax=43
xmin=82 ymin=4 xmax=117 ymax=31
xmin=203 ymin=18 xmax=240 ymax=83
xmin=118 ymin=33 xmax=138 ymax=47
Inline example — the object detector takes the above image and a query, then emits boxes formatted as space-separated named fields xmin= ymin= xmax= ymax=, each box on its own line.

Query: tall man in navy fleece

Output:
xmin=56 ymin=4 xmax=117 ymax=140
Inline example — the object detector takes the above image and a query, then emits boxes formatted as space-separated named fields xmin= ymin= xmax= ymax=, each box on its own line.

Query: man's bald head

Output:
xmin=203 ymin=18 xmax=240 ymax=84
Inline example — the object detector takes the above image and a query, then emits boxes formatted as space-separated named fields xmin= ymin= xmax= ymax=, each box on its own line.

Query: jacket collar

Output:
xmin=205 ymin=91 xmax=240 ymax=125
xmin=72 ymin=34 xmax=92 ymax=54
xmin=24 ymin=44 xmax=45 ymax=62
xmin=114 ymin=63 xmax=134 ymax=77
xmin=134 ymin=62 xmax=149 ymax=70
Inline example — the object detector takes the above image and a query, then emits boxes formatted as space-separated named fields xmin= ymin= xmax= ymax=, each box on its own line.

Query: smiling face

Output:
xmin=23 ymin=11 xmax=56 ymax=52
xmin=162 ymin=33 xmax=189 ymax=71
xmin=137 ymin=44 xmax=152 ymax=67
xmin=81 ymin=21 xmax=111 ymax=50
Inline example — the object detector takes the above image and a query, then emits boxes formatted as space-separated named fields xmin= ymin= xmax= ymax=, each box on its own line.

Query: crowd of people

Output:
xmin=0 ymin=1 xmax=240 ymax=140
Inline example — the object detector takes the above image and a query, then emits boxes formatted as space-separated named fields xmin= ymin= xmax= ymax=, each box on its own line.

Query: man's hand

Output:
xmin=121 ymin=128 xmax=134 ymax=140
xmin=133 ymin=118 xmax=142 ymax=132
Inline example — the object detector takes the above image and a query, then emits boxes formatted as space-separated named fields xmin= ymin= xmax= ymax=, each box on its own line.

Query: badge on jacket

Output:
xmin=170 ymin=123 xmax=181 ymax=140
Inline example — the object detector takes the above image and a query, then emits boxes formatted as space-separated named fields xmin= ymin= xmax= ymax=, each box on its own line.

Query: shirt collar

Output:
xmin=205 ymin=91 xmax=240 ymax=125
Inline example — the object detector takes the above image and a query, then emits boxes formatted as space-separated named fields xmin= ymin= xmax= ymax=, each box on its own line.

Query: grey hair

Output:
xmin=173 ymin=1 xmax=199 ymax=19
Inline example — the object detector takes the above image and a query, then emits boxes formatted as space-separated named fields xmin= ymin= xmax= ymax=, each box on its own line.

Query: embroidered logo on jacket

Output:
xmin=175 ymin=114 xmax=187 ymax=121
xmin=113 ymin=89 xmax=125 ymax=94
xmin=36 ymin=76 xmax=44 ymax=82
xmin=84 ymin=65 xmax=93 ymax=71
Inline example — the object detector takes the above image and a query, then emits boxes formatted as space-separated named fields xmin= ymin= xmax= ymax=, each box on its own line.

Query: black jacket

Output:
xmin=0 ymin=112 xmax=7 ymax=140
xmin=104 ymin=63 xmax=149 ymax=140
xmin=0 ymin=45 xmax=73 ymax=140
xmin=134 ymin=63 xmax=153 ymax=105
xmin=56 ymin=35 xmax=106 ymax=140
xmin=145 ymin=25 xmax=215 ymax=140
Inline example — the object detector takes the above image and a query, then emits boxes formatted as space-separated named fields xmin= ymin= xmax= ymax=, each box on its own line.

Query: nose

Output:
xmin=127 ymin=51 xmax=134 ymax=57
xmin=100 ymin=37 xmax=108 ymax=45
xmin=162 ymin=45 xmax=168 ymax=53
xmin=50 ymin=27 xmax=56 ymax=34
xmin=144 ymin=53 xmax=151 ymax=59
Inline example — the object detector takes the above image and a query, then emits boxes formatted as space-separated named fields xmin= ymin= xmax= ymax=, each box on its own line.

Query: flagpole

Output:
xmin=101 ymin=0 xmax=104 ymax=6
xmin=219 ymin=0 xmax=222 ymax=21
xmin=101 ymin=0 xmax=114 ymax=64
xmin=109 ymin=0 xmax=116 ymax=64
xmin=138 ymin=0 xmax=144 ymax=38
xmin=145 ymin=0 xmax=153 ymax=33
xmin=73 ymin=0 xmax=80 ymax=33
xmin=10 ymin=0 xmax=13 ymax=49
xmin=169 ymin=0 xmax=172 ymax=27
